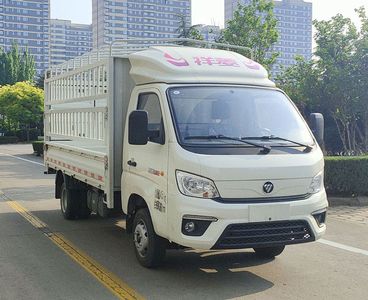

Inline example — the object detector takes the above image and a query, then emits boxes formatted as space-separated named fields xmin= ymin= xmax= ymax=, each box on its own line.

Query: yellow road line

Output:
xmin=7 ymin=201 xmax=48 ymax=229
xmin=4 ymin=197 xmax=143 ymax=300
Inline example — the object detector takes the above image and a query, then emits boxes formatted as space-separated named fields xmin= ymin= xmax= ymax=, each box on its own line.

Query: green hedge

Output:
xmin=325 ymin=156 xmax=368 ymax=196
xmin=32 ymin=141 xmax=44 ymax=156
xmin=16 ymin=129 xmax=42 ymax=142
xmin=0 ymin=136 xmax=19 ymax=144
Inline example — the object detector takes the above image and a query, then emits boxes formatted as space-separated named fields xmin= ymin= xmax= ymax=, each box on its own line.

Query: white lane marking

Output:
xmin=0 ymin=152 xmax=44 ymax=166
xmin=318 ymin=239 xmax=368 ymax=256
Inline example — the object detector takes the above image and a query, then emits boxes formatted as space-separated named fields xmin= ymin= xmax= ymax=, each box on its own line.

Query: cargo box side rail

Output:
xmin=45 ymin=60 xmax=109 ymax=106
xmin=44 ymin=107 xmax=107 ymax=143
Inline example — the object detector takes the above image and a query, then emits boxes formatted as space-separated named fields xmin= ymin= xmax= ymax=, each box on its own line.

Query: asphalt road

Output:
xmin=0 ymin=144 xmax=368 ymax=300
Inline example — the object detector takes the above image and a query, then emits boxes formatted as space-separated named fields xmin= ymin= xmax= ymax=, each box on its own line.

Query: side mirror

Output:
xmin=309 ymin=113 xmax=324 ymax=146
xmin=128 ymin=110 xmax=148 ymax=145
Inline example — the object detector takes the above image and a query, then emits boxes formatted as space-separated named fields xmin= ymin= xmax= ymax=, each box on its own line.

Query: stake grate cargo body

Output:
xmin=44 ymin=56 xmax=135 ymax=208
xmin=44 ymin=38 xmax=273 ymax=209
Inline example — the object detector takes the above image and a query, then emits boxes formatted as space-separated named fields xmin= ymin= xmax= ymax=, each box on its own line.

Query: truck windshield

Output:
xmin=167 ymin=86 xmax=314 ymax=147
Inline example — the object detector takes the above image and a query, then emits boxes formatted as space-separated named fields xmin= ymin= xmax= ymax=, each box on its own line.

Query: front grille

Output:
xmin=213 ymin=220 xmax=314 ymax=249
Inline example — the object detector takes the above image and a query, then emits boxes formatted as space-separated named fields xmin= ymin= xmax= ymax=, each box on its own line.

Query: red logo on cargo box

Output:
xmin=164 ymin=53 xmax=189 ymax=67
xmin=243 ymin=58 xmax=261 ymax=70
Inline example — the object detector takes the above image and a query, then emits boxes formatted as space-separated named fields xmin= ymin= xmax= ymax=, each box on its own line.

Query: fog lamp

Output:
xmin=312 ymin=209 xmax=327 ymax=227
xmin=181 ymin=217 xmax=215 ymax=236
xmin=184 ymin=221 xmax=195 ymax=233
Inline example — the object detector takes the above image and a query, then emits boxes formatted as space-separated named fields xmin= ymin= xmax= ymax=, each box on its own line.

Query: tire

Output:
xmin=60 ymin=183 xmax=91 ymax=219
xmin=132 ymin=208 xmax=167 ymax=268
xmin=60 ymin=183 xmax=78 ymax=220
xmin=253 ymin=245 xmax=285 ymax=259
xmin=77 ymin=189 xmax=91 ymax=219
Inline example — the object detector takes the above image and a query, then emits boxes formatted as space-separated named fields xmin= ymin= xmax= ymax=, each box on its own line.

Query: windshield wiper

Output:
xmin=242 ymin=135 xmax=313 ymax=152
xmin=184 ymin=135 xmax=271 ymax=154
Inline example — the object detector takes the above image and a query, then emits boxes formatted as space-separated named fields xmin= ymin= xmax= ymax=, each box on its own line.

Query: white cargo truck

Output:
xmin=44 ymin=39 xmax=328 ymax=268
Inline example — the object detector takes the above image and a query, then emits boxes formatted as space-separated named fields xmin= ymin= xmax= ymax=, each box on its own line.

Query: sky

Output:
xmin=51 ymin=0 xmax=368 ymax=28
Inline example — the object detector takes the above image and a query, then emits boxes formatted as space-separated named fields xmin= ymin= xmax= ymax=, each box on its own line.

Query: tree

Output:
xmin=0 ymin=43 xmax=36 ymax=85
xmin=35 ymin=74 xmax=45 ymax=89
xmin=353 ymin=7 xmax=368 ymax=151
xmin=175 ymin=14 xmax=204 ymax=41
xmin=276 ymin=56 xmax=319 ymax=111
xmin=0 ymin=82 xmax=43 ymax=141
xmin=311 ymin=15 xmax=359 ymax=153
xmin=220 ymin=0 xmax=279 ymax=70
xmin=276 ymin=8 xmax=368 ymax=154
xmin=275 ymin=57 xmax=344 ymax=153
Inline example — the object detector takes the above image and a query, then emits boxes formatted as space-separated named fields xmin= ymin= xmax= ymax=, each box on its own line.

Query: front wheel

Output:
xmin=253 ymin=245 xmax=285 ymax=259
xmin=133 ymin=208 xmax=167 ymax=268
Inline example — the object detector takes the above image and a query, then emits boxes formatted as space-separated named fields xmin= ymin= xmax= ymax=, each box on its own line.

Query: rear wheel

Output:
xmin=60 ymin=183 xmax=91 ymax=220
xmin=253 ymin=245 xmax=285 ymax=259
xmin=133 ymin=208 xmax=167 ymax=268
xmin=60 ymin=183 xmax=78 ymax=220
xmin=77 ymin=189 xmax=91 ymax=219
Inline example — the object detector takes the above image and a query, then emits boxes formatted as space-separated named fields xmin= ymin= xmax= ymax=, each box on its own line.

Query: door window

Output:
xmin=137 ymin=93 xmax=165 ymax=144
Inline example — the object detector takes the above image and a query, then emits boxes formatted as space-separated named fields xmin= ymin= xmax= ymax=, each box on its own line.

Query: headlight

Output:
xmin=176 ymin=171 xmax=220 ymax=199
xmin=308 ymin=171 xmax=324 ymax=194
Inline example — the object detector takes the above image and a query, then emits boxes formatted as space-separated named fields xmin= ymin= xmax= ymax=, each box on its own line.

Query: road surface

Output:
xmin=0 ymin=144 xmax=367 ymax=300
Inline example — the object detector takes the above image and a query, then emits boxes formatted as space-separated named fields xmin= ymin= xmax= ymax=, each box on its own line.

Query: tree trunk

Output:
xmin=350 ymin=119 xmax=357 ymax=153
xmin=355 ymin=121 xmax=364 ymax=149
xmin=346 ymin=122 xmax=352 ymax=152
xmin=26 ymin=125 xmax=30 ymax=142
xmin=363 ymin=112 xmax=368 ymax=152
xmin=333 ymin=115 xmax=347 ymax=153
xmin=7 ymin=119 xmax=12 ymax=133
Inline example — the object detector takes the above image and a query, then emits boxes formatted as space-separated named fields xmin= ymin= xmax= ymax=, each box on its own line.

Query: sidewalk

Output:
xmin=328 ymin=206 xmax=368 ymax=225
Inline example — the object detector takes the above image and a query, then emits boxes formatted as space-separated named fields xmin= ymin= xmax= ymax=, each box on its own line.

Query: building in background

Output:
xmin=225 ymin=0 xmax=312 ymax=75
xmin=50 ymin=19 xmax=92 ymax=66
xmin=196 ymin=24 xmax=221 ymax=42
xmin=0 ymin=0 xmax=50 ymax=74
xmin=92 ymin=0 xmax=191 ymax=48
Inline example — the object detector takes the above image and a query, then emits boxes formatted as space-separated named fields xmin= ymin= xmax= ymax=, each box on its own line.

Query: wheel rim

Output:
xmin=61 ymin=188 xmax=67 ymax=213
xmin=134 ymin=219 xmax=149 ymax=258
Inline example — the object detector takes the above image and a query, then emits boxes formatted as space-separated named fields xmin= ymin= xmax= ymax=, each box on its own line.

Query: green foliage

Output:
xmin=220 ymin=0 xmax=279 ymax=70
xmin=35 ymin=74 xmax=45 ymax=89
xmin=276 ymin=7 xmax=368 ymax=154
xmin=325 ymin=156 xmax=368 ymax=196
xmin=0 ymin=136 xmax=19 ymax=144
xmin=0 ymin=82 xmax=44 ymax=142
xmin=32 ymin=141 xmax=44 ymax=156
xmin=276 ymin=56 xmax=318 ymax=110
xmin=188 ymin=26 xmax=204 ymax=41
xmin=0 ymin=43 xmax=36 ymax=85
xmin=175 ymin=14 xmax=204 ymax=41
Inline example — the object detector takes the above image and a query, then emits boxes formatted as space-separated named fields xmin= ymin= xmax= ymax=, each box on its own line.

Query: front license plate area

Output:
xmin=249 ymin=204 xmax=290 ymax=222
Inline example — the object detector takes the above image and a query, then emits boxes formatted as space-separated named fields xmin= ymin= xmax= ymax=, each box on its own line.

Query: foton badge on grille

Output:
xmin=263 ymin=182 xmax=274 ymax=194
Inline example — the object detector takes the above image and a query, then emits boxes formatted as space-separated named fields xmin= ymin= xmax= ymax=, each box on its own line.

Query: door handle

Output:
xmin=127 ymin=160 xmax=137 ymax=167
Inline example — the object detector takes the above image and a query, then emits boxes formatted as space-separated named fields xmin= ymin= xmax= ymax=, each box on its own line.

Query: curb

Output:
xmin=328 ymin=196 xmax=368 ymax=207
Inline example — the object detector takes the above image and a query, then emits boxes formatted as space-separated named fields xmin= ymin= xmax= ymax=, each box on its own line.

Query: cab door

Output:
xmin=123 ymin=87 xmax=169 ymax=237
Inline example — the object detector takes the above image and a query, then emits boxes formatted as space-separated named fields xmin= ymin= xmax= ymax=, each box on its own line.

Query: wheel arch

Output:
xmin=126 ymin=193 xmax=149 ymax=233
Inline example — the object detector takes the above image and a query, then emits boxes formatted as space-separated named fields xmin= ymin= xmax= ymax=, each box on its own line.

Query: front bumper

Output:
xmin=167 ymin=190 xmax=328 ymax=250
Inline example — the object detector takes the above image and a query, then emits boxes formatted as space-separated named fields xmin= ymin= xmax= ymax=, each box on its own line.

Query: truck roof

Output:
xmin=129 ymin=46 xmax=275 ymax=87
